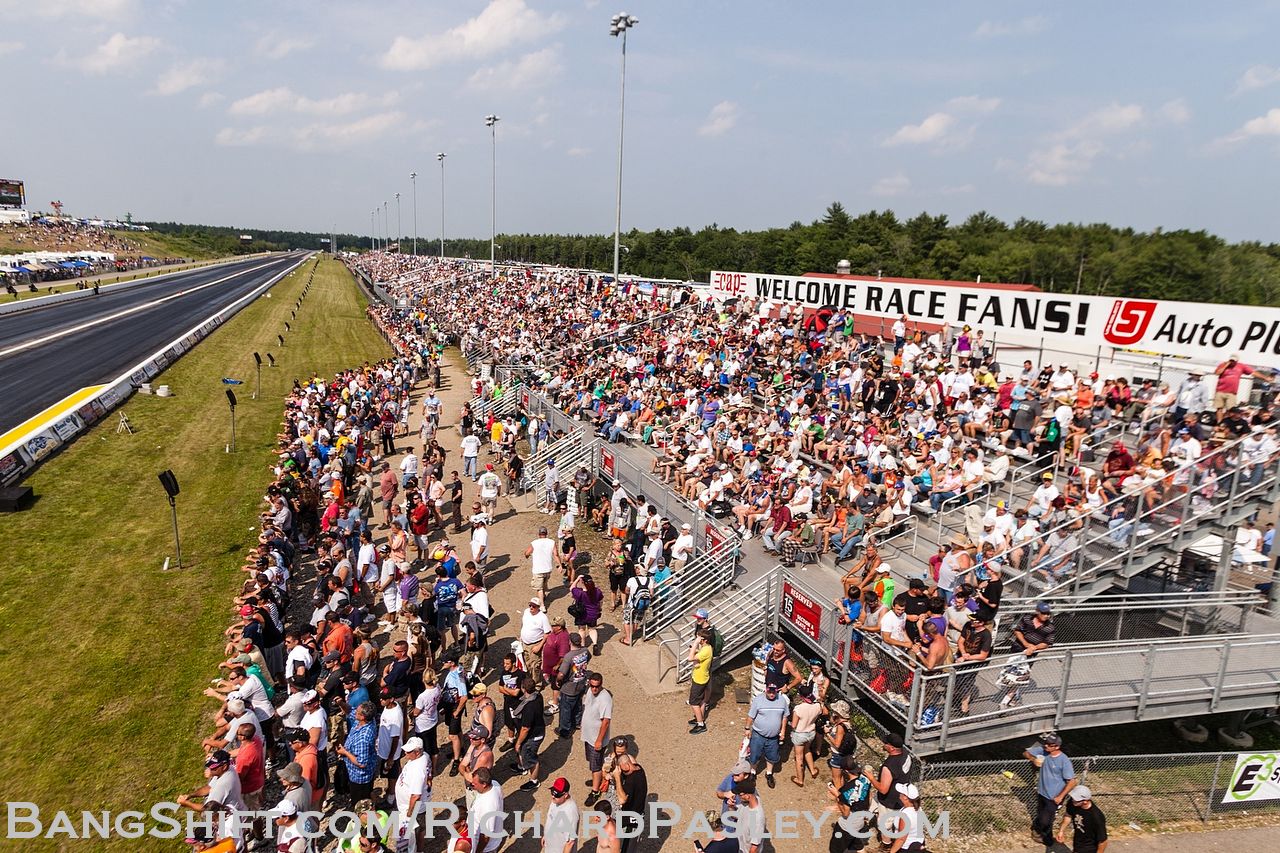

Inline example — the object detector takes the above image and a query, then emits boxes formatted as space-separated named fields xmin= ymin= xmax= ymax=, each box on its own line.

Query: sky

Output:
xmin=2 ymin=0 xmax=1279 ymax=244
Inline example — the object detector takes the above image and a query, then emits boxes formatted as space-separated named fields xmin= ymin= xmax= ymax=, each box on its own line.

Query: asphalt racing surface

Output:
xmin=0 ymin=253 xmax=305 ymax=431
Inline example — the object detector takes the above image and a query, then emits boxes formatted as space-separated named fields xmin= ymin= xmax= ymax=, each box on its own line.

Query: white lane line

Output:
xmin=0 ymin=258 xmax=288 ymax=360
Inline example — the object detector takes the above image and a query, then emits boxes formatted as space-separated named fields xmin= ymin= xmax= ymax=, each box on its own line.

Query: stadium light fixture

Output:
xmin=485 ymin=115 xmax=500 ymax=271
xmin=610 ymin=13 xmax=639 ymax=282
xmin=437 ymin=153 xmax=447 ymax=259
xmin=409 ymin=171 xmax=418 ymax=256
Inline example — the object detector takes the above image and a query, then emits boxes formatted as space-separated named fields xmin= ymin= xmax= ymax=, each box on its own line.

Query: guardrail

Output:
xmin=669 ymin=567 xmax=779 ymax=683
xmin=0 ymin=254 xmax=310 ymax=486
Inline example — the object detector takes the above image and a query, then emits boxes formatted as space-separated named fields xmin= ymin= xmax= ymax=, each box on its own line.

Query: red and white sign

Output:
xmin=520 ymin=389 xmax=530 ymax=409
xmin=781 ymin=581 xmax=822 ymax=643
xmin=711 ymin=268 xmax=1280 ymax=363
xmin=600 ymin=448 xmax=615 ymax=478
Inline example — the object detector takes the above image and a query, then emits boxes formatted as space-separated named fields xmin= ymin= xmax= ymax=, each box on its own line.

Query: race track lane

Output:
xmin=0 ymin=253 xmax=304 ymax=432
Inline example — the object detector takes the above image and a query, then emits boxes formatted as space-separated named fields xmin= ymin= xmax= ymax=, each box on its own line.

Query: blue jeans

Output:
xmin=761 ymin=528 xmax=790 ymax=552
xmin=748 ymin=731 xmax=780 ymax=767
xmin=931 ymin=490 xmax=958 ymax=511
xmin=558 ymin=692 xmax=584 ymax=737
xmin=830 ymin=531 xmax=863 ymax=562
xmin=464 ymin=455 xmax=478 ymax=478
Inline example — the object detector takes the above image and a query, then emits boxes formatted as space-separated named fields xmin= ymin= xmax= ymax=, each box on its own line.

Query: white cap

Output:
xmin=273 ymin=800 xmax=298 ymax=817
xmin=895 ymin=782 xmax=920 ymax=800
xmin=876 ymin=563 xmax=891 ymax=574
xmin=403 ymin=737 xmax=425 ymax=753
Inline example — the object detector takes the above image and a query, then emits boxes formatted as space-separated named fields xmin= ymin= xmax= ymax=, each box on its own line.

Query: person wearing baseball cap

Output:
xmin=543 ymin=777 xmax=579 ymax=853
xmin=176 ymin=749 xmax=245 ymax=815
xmin=715 ymin=759 xmax=756 ymax=816
xmin=272 ymin=800 xmax=307 ymax=850
xmin=1061 ymin=784 xmax=1107 ymax=852
xmin=394 ymin=737 xmax=431 ymax=850
xmin=1024 ymin=732 xmax=1078 ymax=847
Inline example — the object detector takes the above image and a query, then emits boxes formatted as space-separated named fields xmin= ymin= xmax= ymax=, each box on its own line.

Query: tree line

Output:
xmin=142 ymin=204 xmax=1280 ymax=305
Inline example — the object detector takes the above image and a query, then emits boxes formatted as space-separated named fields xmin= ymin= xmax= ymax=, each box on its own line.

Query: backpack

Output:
xmin=709 ymin=626 xmax=725 ymax=658
xmin=631 ymin=576 xmax=653 ymax=618
xmin=399 ymin=573 xmax=421 ymax=601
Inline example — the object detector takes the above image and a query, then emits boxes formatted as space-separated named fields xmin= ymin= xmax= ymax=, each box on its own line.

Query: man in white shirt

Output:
xmin=879 ymin=599 xmax=911 ymax=649
xmin=468 ymin=767 xmax=506 ymax=853
xmin=400 ymin=450 xmax=420 ymax=488
xmin=477 ymin=463 xmax=503 ymax=517
xmin=670 ymin=523 xmax=695 ymax=572
xmin=461 ymin=432 xmax=482 ymax=480
xmin=395 ymin=737 xmax=432 ymax=853
xmin=542 ymin=777 xmax=579 ymax=853
xmin=471 ymin=518 xmax=489 ymax=568
xmin=377 ymin=689 xmax=405 ymax=782
xmin=525 ymin=526 xmax=559 ymax=598
xmin=1027 ymin=473 xmax=1060 ymax=518
xmin=520 ymin=598 xmax=553 ymax=687
xmin=983 ymin=501 xmax=1017 ymax=539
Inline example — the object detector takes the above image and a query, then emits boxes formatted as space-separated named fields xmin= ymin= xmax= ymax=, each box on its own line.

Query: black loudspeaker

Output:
xmin=158 ymin=470 xmax=180 ymax=498
xmin=226 ymin=389 xmax=237 ymax=409
xmin=253 ymin=352 xmax=262 ymax=366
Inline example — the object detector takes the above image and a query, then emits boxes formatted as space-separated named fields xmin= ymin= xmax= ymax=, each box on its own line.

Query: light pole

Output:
xmin=383 ymin=200 xmax=389 ymax=251
xmin=370 ymin=209 xmax=376 ymax=251
xmin=610 ymin=12 xmax=639 ymax=282
xmin=437 ymin=152 xmax=447 ymax=259
xmin=395 ymin=192 xmax=402 ymax=253
xmin=409 ymin=171 xmax=418 ymax=256
xmin=485 ymin=114 xmax=500 ymax=272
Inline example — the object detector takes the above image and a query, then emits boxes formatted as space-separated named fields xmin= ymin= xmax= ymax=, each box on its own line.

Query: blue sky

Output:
xmin=2 ymin=0 xmax=1278 ymax=243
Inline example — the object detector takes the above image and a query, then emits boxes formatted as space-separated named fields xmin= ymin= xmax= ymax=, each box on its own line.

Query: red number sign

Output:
xmin=601 ymin=449 xmax=615 ymax=478
xmin=781 ymin=581 xmax=822 ymax=642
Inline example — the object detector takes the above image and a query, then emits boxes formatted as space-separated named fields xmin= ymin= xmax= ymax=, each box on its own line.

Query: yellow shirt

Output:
xmin=692 ymin=643 xmax=713 ymax=685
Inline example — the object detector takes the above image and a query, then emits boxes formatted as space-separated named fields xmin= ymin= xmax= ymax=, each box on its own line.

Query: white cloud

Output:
xmin=255 ymin=35 xmax=313 ymax=60
xmin=199 ymin=92 xmax=225 ymax=109
xmin=1023 ymin=102 xmax=1149 ymax=185
xmin=468 ymin=47 xmax=562 ymax=91
xmin=974 ymin=16 xmax=1047 ymax=38
xmin=884 ymin=112 xmax=955 ymax=146
xmin=382 ymin=0 xmax=566 ymax=71
xmin=215 ymin=111 xmax=406 ymax=152
xmin=940 ymin=184 xmax=975 ymax=195
xmin=1216 ymin=108 xmax=1280 ymax=146
xmin=871 ymin=174 xmax=911 ymax=196
xmin=1066 ymin=103 xmax=1144 ymax=137
xmin=567 ymin=146 xmax=591 ymax=157
xmin=152 ymin=59 xmax=223 ymax=96
xmin=1158 ymin=98 xmax=1190 ymax=125
xmin=1234 ymin=64 xmax=1280 ymax=95
xmin=0 ymin=0 xmax=134 ymax=19
xmin=228 ymin=87 xmax=398 ymax=117
xmin=698 ymin=101 xmax=740 ymax=137
xmin=0 ymin=41 xmax=23 ymax=56
xmin=947 ymin=95 xmax=1001 ymax=114
xmin=72 ymin=32 xmax=161 ymax=74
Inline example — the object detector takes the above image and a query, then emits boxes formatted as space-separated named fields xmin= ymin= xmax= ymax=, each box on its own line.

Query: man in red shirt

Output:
xmin=379 ymin=461 xmax=399 ymax=528
xmin=233 ymin=723 xmax=265 ymax=810
xmin=1214 ymin=354 xmax=1254 ymax=412
xmin=321 ymin=612 xmax=355 ymax=664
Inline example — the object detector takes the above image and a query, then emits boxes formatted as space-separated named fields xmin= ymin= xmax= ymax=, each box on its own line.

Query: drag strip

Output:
xmin=0 ymin=253 xmax=305 ymax=432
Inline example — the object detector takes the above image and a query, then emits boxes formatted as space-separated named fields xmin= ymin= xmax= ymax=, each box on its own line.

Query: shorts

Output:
xmin=383 ymin=499 xmax=395 ymax=510
xmin=827 ymin=751 xmax=846 ymax=769
xmin=688 ymin=681 xmax=709 ymax=707
xmin=518 ymin=736 xmax=543 ymax=770
xmin=1214 ymin=391 xmax=1238 ymax=411
xmin=445 ymin=705 xmax=463 ymax=736
xmin=611 ymin=526 xmax=627 ymax=540
xmin=609 ymin=573 xmax=628 ymax=593
xmin=531 ymin=573 xmax=551 ymax=594
xmin=584 ymin=742 xmax=605 ymax=773
xmin=436 ymin=608 xmax=456 ymax=634
xmin=415 ymin=724 xmax=439 ymax=755
xmin=747 ymin=731 xmax=780 ymax=766
xmin=790 ymin=730 xmax=816 ymax=747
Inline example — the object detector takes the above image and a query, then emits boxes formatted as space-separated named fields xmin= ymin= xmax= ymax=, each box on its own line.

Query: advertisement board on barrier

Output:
xmin=710 ymin=268 xmax=1280 ymax=362
xmin=23 ymin=430 xmax=61 ymax=463
xmin=781 ymin=581 xmax=822 ymax=642
xmin=77 ymin=400 xmax=105 ymax=426
xmin=0 ymin=451 xmax=26 ymax=485
xmin=600 ymin=448 xmax=615 ymax=478
xmin=1222 ymin=752 xmax=1280 ymax=804
xmin=52 ymin=414 xmax=81 ymax=441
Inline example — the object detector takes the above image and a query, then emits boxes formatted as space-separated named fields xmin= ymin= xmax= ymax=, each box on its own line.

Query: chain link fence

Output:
xmin=917 ymin=751 xmax=1279 ymax=837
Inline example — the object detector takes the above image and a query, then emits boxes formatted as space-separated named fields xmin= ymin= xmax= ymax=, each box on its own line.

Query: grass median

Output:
xmin=1 ymin=256 xmax=389 ymax=844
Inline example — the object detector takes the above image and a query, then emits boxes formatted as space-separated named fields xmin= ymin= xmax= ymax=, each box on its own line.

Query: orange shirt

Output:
xmin=322 ymin=622 xmax=354 ymax=663
xmin=293 ymin=744 xmax=323 ymax=799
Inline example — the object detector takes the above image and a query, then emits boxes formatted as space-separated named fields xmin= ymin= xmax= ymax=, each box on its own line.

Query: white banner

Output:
xmin=709 ymin=270 xmax=1280 ymax=363
xmin=1222 ymin=752 xmax=1280 ymax=804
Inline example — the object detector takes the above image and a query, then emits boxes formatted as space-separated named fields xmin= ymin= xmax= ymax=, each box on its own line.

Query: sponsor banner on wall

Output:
xmin=23 ymin=430 xmax=61 ymax=463
xmin=0 ymin=451 xmax=26 ymax=486
xmin=710 ymin=269 xmax=1280 ymax=363
xmin=51 ymin=414 xmax=81 ymax=441
xmin=1222 ymin=753 xmax=1280 ymax=804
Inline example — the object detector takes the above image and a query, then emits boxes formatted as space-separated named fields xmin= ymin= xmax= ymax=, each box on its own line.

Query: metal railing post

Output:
xmin=1054 ymin=650 xmax=1074 ymax=727
xmin=903 ymin=666 xmax=923 ymax=745
xmin=1210 ymin=640 xmax=1232 ymax=711
xmin=1136 ymin=644 xmax=1158 ymax=718
xmin=1207 ymin=753 xmax=1224 ymax=820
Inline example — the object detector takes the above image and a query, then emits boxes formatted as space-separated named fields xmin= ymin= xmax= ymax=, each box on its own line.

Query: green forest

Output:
xmin=145 ymin=203 xmax=1280 ymax=306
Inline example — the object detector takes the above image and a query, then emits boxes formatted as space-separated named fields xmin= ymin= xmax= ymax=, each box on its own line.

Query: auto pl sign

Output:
xmin=710 ymin=269 xmax=1280 ymax=363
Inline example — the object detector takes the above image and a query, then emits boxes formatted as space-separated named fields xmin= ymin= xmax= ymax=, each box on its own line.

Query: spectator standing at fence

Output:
xmin=745 ymin=682 xmax=789 ymax=789
xmin=1003 ymin=602 xmax=1056 ymax=707
xmin=1058 ymin=785 xmax=1108 ymax=853
xmin=864 ymin=732 xmax=913 ymax=847
xmin=1024 ymin=732 xmax=1077 ymax=848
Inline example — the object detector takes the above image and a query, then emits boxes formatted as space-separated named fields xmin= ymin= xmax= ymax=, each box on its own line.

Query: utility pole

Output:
xmin=409 ymin=171 xmax=418 ymax=256
xmin=437 ymin=152 xmax=447 ymax=259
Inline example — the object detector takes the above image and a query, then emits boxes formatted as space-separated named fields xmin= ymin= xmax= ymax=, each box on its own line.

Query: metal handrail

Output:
xmin=671 ymin=568 xmax=778 ymax=683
